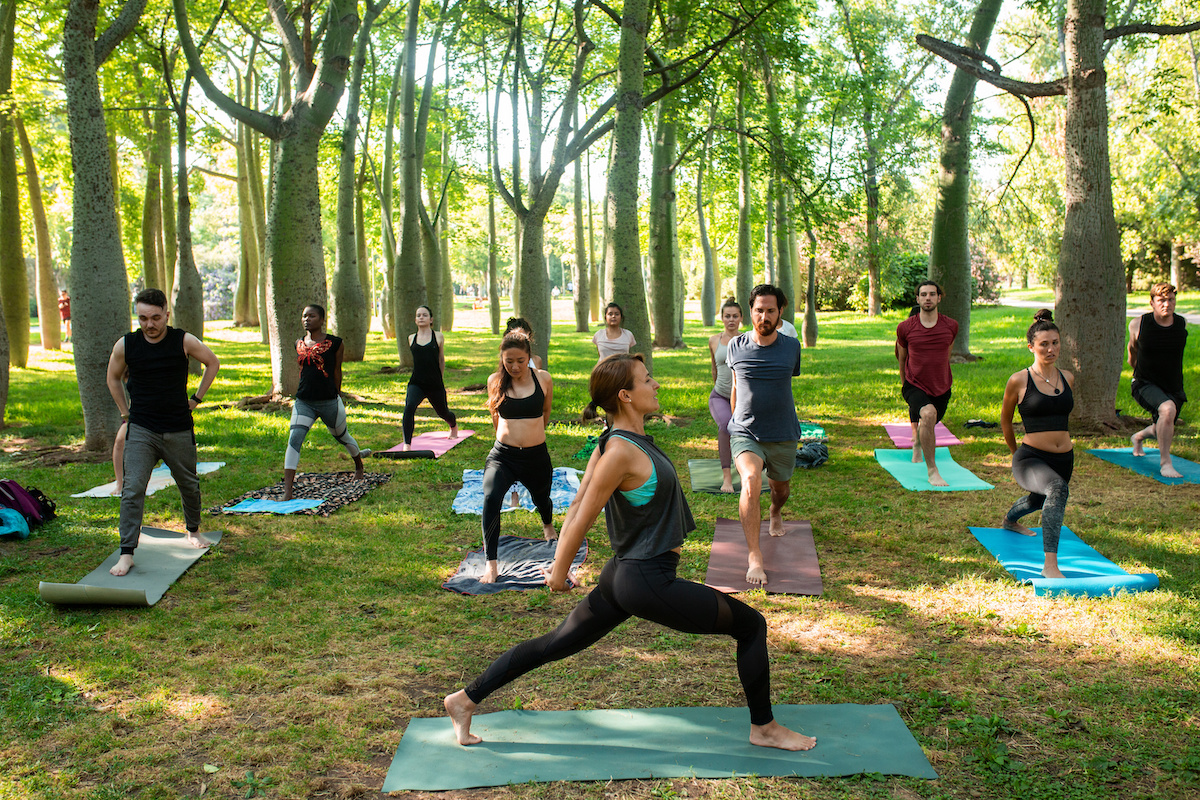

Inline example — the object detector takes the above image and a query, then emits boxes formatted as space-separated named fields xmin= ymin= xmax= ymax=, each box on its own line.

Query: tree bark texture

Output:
xmin=235 ymin=126 xmax=258 ymax=326
xmin=159 ymin=106 xmax=176 ymax=300
xmin=1056 ymin=0 xmax=1123 ymax=429
xmin=394 ymin=0 xmax=428 ymax=367
xmin=735 ymin=75 xmax=753 ymax=307
xmin=141 ymin=134 xmax=163 ymax=292
xmin=650 ymin=92 xmax=678 ymax=347
xmin=64 ymin=0 xmax=146 ymax=450
xmin=573 ymin=130 xmax=589 ymax=332
xmin=171 ymin=72 xmax=204 ymax=376
xmin=0 ymin=0 xmax=28 ymax=368
xmin=698 ymin=115 xmax=716 ymax=327
xmin=16 ymin=117 xmax=58 ymax=351
xmin=928 ymin=0 xmax=1003 ymax=361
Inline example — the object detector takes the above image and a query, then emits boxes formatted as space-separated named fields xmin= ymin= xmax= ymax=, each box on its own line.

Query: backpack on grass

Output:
xmin=0 ymin=479 xmax=57 ymax=527
xmin=0 ymin=507 xmax=31 ymax=538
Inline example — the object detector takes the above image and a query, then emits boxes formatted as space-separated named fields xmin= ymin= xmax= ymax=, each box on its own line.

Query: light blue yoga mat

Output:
xmin=1086 ymin=447 xmax=1200 ymax=485
xmin=223 ymin=497 xmax=326 ymax=514
xmin=452 ymin=467 xmax=580 ymax=515
xmin=383 ymin=703 xmax=936 ymax=791
xmin=969 ymin=525 xmax=1159 ymax=598
xmin=874 ymin=448 xmax=992 ymax=491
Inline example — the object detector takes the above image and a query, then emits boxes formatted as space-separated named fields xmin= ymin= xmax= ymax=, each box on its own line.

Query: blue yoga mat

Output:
xmin=452 ymin=467 xmax=580 ymax=515
xmin=969 ymin=525 xmax=1159 ymax=598
xmin=1086 ymin=447 xmax=1200 ymax=485
xmin=874 ymin=448 xmax=992 ymax=491
xmin=223 ymin=497 xmax=326 ymax=514
xmin=443 ymin=535 xmax=588 ymax=595
xmin=383 ymin=703 xmax=936 ymax=791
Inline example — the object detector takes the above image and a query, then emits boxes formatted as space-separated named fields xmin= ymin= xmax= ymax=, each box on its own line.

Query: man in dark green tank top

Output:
xmin=1128 ymin=282 xmax=1189 ymax=479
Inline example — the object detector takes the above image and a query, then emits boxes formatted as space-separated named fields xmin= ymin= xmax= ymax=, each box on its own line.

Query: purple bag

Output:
xmin=0 ymin=479 xmax=45 ymax=526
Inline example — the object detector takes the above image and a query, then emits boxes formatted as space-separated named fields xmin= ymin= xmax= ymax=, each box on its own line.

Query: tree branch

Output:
xmin=915 ymin=34 xmax=1067 ymax=97
xmin=267 ymin=0 xmax=307 ymax=81
xmin=95 ymin=0 xmax=149 ymax=66
xmin=1107 ymin=21 xmax=1200 ymax=39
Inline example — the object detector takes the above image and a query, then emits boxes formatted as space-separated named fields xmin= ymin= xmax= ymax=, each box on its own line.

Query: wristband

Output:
xmin=191 ymin=394 xmax=202 ymax=405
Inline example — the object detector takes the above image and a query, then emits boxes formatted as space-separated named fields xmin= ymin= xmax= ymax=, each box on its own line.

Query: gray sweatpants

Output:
xmin=119 ymin=423 xmax=202 ymax=554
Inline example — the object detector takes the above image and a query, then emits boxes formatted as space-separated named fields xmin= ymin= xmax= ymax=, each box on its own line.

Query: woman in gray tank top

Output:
xmin=708 ymin=298 xmax=742 ymax=492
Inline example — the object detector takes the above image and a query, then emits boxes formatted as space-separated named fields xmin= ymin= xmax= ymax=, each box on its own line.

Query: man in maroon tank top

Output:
xmin=896 ymin=281 xmax=959 ymax=487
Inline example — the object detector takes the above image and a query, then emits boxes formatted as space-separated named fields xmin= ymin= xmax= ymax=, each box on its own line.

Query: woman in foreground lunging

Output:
xmin=444 ymin=354 xmax=816 ymax=752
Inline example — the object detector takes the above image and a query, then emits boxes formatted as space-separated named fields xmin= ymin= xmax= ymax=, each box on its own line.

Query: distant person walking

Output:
xmin=105 ymin=289 xmax=220 ymax=577
xmin=896 ymin=281 xmax=959 ymax=487
xmin=282 ymin=304 xmax=370 ymax=501
xmin=593 ymin=302 xmax=636 ymax=362
xmin=58 ymin=289 xmax=71 ymax=340
xmin=1129 ymin=282 xmax=1189 ymax=479
xmin=401 ymin=305 xmax=459 ymax=449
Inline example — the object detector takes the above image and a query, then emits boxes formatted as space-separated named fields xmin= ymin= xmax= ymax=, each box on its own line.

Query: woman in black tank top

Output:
xmin=999 ymin=310 xmax=1075 ymax=579
xmin=444 ymin=354 xmax=817 ymax=753
xmin=401 ymin=305 xmax=458 ymax=448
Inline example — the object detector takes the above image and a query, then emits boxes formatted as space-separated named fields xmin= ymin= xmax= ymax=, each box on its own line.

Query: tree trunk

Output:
xmin=573 ymin=115 xmax=589 ymax=332
xmin=607 ymin=0 xmax=652 ymax=371
xmin=246 ymin=118 xmax=265 ymax=330
xmin=64 ymin=0 xmax=146 ymax=450
xmin=864 ymin=126 xmax=882 ymax=316
xmin=394 ymin=0 xmax=428 ymax=368
xmin=798 ymin=198 xmax=819 ymax=347
xmin=1171 ymin=241 xmax=1184 ymax=289
xmin=587 ymin=142 xmax=599 ymax=323
xmin=16 ymin=118 xmax=58 ymax=351
xmin=0 ymin=0 xmax=28 ymax=368
xmin=234 ymin=122 xmax=258 ymax=326
xmin=650 ymin=93 xmax=678 ymax=347
xmin=141 ymin=148 xmax=162 ymax=291
xmin=736 ymin=75 xmax=753 ymax=307
xmin=928 ymin=0 xmax=1002 ymax=361
xmin=159 ymin=106 xmax=176 ymax=300
xmin=698 ymin=113 xmax=716 ymax=326
xmin=775 ymin=177 xmax=794 ymax=324
xmin=379 ymin=49 xmax=402 ymax=340
xmin=171 ymin=74 xmax=204 ymax=376
xmin=1056 ymin=0 xmax=1123 ymax=430
xmin=765 ymin=186 xmax=775 ymax=285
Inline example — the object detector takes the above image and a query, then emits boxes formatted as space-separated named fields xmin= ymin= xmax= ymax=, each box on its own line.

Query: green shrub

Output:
xmin=848 ymin=251 xmax=929 ymax=312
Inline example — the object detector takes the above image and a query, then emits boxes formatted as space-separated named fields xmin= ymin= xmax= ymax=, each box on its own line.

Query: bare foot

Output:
xmin=746 ymin=553 xmax=767 ymax=587
xmin=719 ymin=473 xmax=734 ymax=493
xmin=444 ymin=690 xmax=482 ymax=745
xmin=353 ymin=456 xmax=366 ymax=480
xmin=509 ymin=491 xmax=521 ymax=509
xmin=110 ymin=554 xmax=134 ymax=576
xmin=1001 ymin=516 xmax=1036 ymax=536
xmin=282 ymin=492 xmax=293 ymax=502
xmin=927 ymin=469 xmax=948 ymax=488
xmin=768 ymin=513 xmax=786 ymax=537
xmin=1042 ymin=565 xmax=1065 ymax=579
xmin=449 ymin=426 xmax=459 ymax=439
xmin=911 ymin=448 xmax=922 ymax=463
xmin=111 ymin=482 xmax=123 ymax=497
xmin=479 ymin=561 xmax=500 ymax=584
xmin=1160 ymin=460 xmax=1183 ymax=479
xmin=542 ymin=523 xmax=557 ymax=542
xmin=749 ymin=720 xmax=816 ymax=751
xmin=185 ymin=531 xmax=210 ymax=549
xmin=1130 ymin=433 xmax=1145 ymax=457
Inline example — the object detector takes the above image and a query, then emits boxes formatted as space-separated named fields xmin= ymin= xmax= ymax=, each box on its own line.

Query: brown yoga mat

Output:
xmin=704 ymin=517 xmax=823 ymax=595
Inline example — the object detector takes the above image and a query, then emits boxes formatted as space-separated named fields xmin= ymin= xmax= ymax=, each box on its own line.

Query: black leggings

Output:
xmin=465 ymin=551 xmax=774 ymax=725
xmin=1006 ymin=444 xmax=1073 ymax=554
xmin=403 ymin=381 xmax=457 ymax=444
xmin=482 ymin=441 xmax=554 ymax=560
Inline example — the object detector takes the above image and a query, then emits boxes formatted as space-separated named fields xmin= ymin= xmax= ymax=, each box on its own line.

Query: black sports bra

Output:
xmin=1019 ymin=369 xmax=1073 ymax=433
xmin=498 ymin=374 xmax=545 ymax=420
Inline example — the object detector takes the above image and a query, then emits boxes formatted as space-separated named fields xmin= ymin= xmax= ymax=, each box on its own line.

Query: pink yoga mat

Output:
xmin=883 ymin=422 xmax=961 ymax=448
xmin=379 ymin=429 xmax=475 ymax=458
xmin=704 ymin=517 xmax=823 ymax=596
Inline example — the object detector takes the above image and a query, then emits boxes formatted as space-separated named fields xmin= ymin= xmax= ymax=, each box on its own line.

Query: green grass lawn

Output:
xmin=999 ymin=285 xmax=1200 ymax=317
xmin=2 ymin=305 xmax=1198 ymax=800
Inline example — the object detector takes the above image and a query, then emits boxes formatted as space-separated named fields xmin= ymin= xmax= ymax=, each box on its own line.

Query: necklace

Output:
xmin=1031 ymin=367 xmax=1061 ymax=395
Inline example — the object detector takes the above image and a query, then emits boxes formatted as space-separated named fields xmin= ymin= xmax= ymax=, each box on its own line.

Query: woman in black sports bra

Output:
xmin=401 ymin=305 xmax=458 ymax=450
xmin=478 ymin=333 xmax=556 ymax=583
xmin=1000 ymin=310 xmax=1075 ymax=579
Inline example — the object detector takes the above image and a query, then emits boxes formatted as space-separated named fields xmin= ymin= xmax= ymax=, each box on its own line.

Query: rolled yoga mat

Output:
xmin=382 ymin=703 xmax=936 ymax=791
xmin=72 ymin=462 xmax=226 ymax=498
xmin=704 ymin=517 xmax=822 ymax=595
xmin=1086 ymin=447 xmax=1200 ymax=485
xmin=375 ymin=429 xmax=475 ymax=459
xmin=38 ymin=527 xmax=222 ymax=607
xmin=968 ymin=525 xmax=1159 ymax=598
xmin=874 ymin=448 xmax=992 ymax=491
xmin=442 ymin=535 xmax=588 ymax=595
xmin=883 ymin=421 xmax=961 ymax=448
xmin=687 ymin=459 xmax=766 ymax=494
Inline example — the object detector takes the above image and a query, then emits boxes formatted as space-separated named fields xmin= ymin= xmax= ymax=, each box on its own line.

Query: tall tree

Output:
xmin=572 ymin=107 xmax=589 ymax=332
xmin=63 ymin=0 xmax=147 ymax=450
xmin=927 ymin=0 xmax=1003 ymax=361
xmin=735 ymin=71 xmax=754 ymax=306
xmin=176 ymin=0 xmax=361 ymax=396
xmin=697 ymin=99 xmax=717 ymax=326
xmin=0 ymin=0 xmax=28 ymax=368
xmin=16 ymin=117 xmax=57 ymax=351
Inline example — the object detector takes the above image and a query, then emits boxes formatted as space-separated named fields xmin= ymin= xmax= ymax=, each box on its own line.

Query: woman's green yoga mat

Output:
xmin=1087 ymin=447 xmax=1200 ymax=484
xmin=38 ymin=527 xmax=222 ymax=607
xmin=968 ymin=525 xmax=1159 ymax=598
xmin=383 ymin=703 xmax=936 ymax=791
xmin=874 ymin=448 xmax=992 ymax=491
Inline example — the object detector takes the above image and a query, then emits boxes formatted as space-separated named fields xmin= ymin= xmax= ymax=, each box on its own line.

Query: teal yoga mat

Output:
xmin=687 ymin=459 xmax=765 ymax=494
xmin=1086 ymin=447 xmax=1200 ymax=485
xmin=969 ymin=525 xmax=1159 ymax=598
xmin=38 ymin=527 xmax=222 ymax=607
xmin=874 ymin=448 xmax=991 ymax=491
xmin=383 ymin=703 xmax=935 ymax=791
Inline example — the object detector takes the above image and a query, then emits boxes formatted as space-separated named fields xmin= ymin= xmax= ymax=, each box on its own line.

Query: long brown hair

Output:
xmin=582 ymin=354 xmax=645 ymax=423
xmin=487 ymin=333 xmax=534 ymax=413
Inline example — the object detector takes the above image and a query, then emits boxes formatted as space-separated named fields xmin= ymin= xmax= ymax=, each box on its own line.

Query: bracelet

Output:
xmin=191 ymin=394 xmax=202 ymax=405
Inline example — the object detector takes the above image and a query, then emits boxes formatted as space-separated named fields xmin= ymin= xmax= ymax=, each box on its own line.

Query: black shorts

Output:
xmin=1132 ymin=381 xmax=1185 ymax=424
xmin=902 ymin=381 xmax=951 ymax=424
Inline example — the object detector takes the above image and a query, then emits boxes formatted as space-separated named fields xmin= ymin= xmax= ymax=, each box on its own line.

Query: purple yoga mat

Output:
xmin=704 ymin=517 xmax=823 ymax=596
xmin=883 ymin=422 xmax=961 ymax=448
xmin=378 ymin=429 xmax=475 ymax=458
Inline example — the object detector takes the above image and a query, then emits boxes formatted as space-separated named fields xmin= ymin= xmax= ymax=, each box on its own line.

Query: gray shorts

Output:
xmin=731 ymin=436 xmax=797 ymax=483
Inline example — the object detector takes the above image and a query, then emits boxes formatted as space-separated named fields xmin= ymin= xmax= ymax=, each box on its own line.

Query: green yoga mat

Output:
xmin=874 ymin=448 xmax=992 ymax=491
xmin=687 ymin=459 xmax=767 ymax=494
xmin=383 ymin=703 xmax=936 ymax=791
xmin=38 ymin=527 xmax=222 ymax=607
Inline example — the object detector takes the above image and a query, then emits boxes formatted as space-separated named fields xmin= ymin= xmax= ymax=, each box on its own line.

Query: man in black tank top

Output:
xmin=1128 ymin=282 xmax=1189 ymax=479
xmin=105 ymin=289 xmax=221 ymax=576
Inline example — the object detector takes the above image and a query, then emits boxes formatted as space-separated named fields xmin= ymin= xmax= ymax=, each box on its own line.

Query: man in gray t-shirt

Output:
xmin=726 ymin=284 xmax=802 ymax=587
